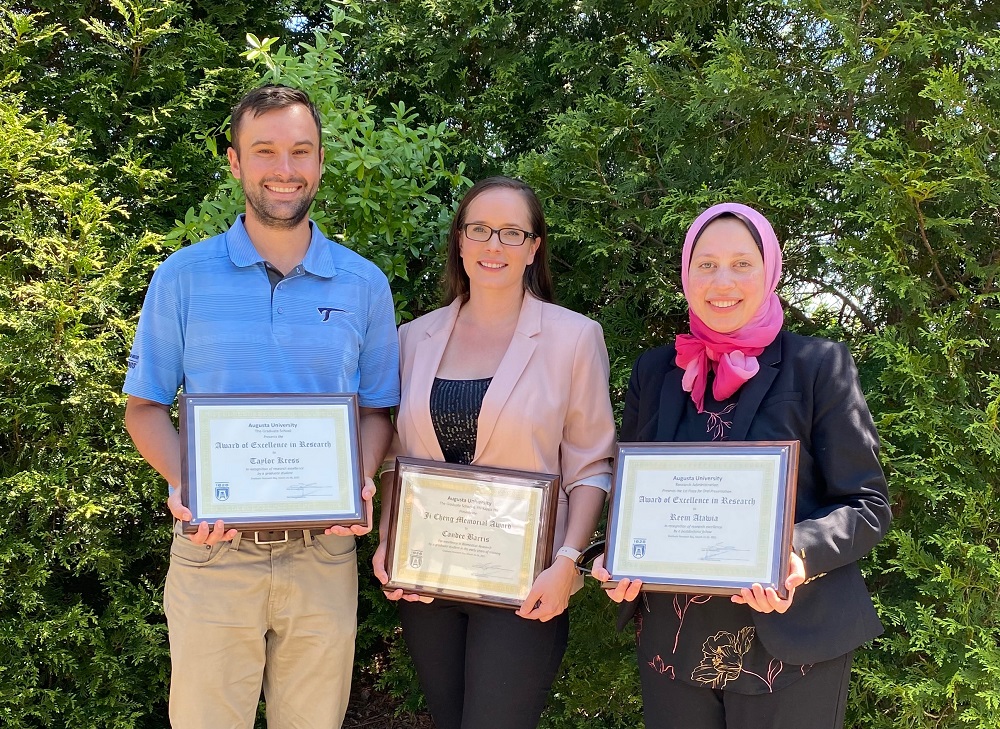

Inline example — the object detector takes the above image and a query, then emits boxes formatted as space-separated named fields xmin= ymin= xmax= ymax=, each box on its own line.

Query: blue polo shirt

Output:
xmin=124 ymin=216 xmax=400 ymax=408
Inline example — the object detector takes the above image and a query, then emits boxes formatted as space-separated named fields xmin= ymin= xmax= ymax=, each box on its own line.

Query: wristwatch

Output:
xmin=556 ymin=542 xmax=606 ymax=575
xmin=555 ymin=545 xmax=583 ymax=564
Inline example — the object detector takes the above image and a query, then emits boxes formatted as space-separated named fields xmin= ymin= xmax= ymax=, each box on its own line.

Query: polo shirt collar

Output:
xmin=225 ymin=215 xmax=337 ymax=278
xmin=299 ymin=222 xmax=337 ymax=278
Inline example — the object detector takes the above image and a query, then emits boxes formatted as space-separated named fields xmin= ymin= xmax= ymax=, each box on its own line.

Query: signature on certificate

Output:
xmin=285 ymin=483 xmax=332 ymax=499
xmin=471 ymin=561 xmax=515 ymax=579
xmin=699 ymin=541 xmax=751 ymax=562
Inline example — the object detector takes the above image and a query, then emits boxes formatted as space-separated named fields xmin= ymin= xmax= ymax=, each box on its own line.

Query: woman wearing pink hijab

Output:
xmin=594 ymin=203 xmax=891 ymax=728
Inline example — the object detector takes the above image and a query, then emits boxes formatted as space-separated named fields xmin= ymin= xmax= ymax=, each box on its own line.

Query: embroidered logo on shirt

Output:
xmin=126 ymin=355 xmax=138 ymax=370
xmin=317 ymin=307 xmax=347 ymax=322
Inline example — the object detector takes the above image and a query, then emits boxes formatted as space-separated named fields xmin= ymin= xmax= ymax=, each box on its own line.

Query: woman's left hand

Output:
xmin=516 ymin=556 xmax=577 ymax=622
xmin=731 ymin=551 xmax=805 ymax=614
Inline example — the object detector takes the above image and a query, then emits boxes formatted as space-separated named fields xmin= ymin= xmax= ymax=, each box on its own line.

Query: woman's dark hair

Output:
xmin=230 ymin=84 xmax=322 ymax=153
xmin=443 ymin=176 xmax=554 ymax=305
xmin=690 ymin=211 xmax=765 ymax=255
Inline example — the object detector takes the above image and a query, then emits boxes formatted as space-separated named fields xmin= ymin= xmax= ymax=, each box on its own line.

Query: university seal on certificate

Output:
xmin=604 ymin=442 xmax=799 ymax=597
xmin=178 ymin=393 xmax=365 ymax=533
xmin=384 ymin=458 xmax=560 ymax=608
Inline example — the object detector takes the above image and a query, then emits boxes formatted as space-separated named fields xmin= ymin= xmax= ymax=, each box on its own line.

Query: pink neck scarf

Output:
xmin=675 ymin=203 xmax=784 ymax=412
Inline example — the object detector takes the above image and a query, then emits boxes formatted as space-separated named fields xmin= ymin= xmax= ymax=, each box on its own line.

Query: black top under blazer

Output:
xmin=617 ymin=330 xmax=892 ymax=665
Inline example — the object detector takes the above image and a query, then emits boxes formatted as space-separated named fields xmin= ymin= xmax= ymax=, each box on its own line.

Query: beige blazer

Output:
xmin=393 ymin=293 xmax=616 ymax=560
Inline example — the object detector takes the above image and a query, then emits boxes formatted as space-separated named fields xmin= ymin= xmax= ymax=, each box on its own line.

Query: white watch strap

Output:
xmin=556 ymin=545 xmax=582 ymax=563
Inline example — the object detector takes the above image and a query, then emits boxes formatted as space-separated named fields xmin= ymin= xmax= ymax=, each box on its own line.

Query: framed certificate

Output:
xmin=178 ymin=393 xmax=364 ymax=533
xmin=384 ymin=457 xmax=560 ymax=608
xmin=604 ymin=442 xmax=799 ymax=597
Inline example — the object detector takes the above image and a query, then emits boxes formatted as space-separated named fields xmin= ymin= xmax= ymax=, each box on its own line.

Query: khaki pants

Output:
xmin=164 ymin=529 xmax=358 ymax=729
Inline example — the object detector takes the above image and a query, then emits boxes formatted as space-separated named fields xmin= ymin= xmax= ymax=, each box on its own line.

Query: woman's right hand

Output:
xmin=372 ymin=540 xmax=434 ymax=603
xmin=592 ymin=553 xmax=643 ymax=603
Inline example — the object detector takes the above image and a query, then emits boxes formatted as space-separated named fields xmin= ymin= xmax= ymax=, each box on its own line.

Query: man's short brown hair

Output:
xmin=230 ymin=85 xmax=322 ymax=152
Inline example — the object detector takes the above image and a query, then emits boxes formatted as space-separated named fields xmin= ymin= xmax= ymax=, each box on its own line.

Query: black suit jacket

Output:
xmin=617 ymin=331 xmax=891 ymax=665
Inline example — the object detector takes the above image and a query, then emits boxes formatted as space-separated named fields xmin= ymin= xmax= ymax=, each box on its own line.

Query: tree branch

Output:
xmin=800 ymin=276 xmax=879 ymax=332
xmin=914 ymin=200 xmax=959 ymax=299
xmin=778 ymin=295 xmax=817 ymax=328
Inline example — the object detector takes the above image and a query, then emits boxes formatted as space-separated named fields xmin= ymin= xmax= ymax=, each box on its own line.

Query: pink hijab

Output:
xmin=675 ymin=203 xmax=784 ymax=412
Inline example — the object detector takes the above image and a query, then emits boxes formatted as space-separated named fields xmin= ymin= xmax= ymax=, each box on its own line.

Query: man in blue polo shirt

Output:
xmin=123 ymin=85 xmax=398 ymax=729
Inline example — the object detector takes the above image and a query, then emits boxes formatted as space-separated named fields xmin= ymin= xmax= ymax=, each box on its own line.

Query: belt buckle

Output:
xmin=254 ymin=530 xmax=289 ymax=544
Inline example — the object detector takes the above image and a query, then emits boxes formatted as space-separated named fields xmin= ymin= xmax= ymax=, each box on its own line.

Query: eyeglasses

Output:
xmin=461 ymin=223 xmax=538 ymax=247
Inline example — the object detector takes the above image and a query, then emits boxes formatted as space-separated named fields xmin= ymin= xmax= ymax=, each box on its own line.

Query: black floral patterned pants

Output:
xmin=636 ymin=644 xmax=852 ymax=729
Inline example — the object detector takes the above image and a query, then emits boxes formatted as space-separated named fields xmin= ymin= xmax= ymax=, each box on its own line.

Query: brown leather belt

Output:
xmin=247 ymin=529 xmax=309 ymax=544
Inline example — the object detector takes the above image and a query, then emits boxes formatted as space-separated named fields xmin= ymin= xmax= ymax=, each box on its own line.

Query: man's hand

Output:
xmin=326 ymin=477 xmax=376 ymax=537
xmin=167 ymin=487 xmax=237 ymax=545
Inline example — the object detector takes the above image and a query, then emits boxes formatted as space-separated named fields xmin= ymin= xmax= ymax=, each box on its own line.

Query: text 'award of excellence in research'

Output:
xmin=605 ymin=442 xmax=799 ymax=597
xmin=384 ymin=458 xmax=559 ymax=608
xmin=179 ymin=394 xmax=365 ymax=533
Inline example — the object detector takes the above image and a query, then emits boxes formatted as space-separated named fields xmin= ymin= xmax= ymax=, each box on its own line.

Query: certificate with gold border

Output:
xmin=604 ymin=442 xmax=798 ymax=598
xmin=384 ymin=457 xmax=560 ymax=608
xmin=178 ymin=393 xmax=364 ymax=533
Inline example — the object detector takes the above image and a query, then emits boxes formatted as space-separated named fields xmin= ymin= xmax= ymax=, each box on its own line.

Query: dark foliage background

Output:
xmin=1 ymin=1 xmax=997 ymax=726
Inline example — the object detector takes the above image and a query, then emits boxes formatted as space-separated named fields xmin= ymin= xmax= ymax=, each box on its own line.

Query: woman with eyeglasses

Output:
xmin=372 ymin=176 xmax=615 ymax=729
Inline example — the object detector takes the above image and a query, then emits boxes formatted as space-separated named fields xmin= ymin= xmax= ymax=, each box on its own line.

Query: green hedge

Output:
xmin=2 ymin=1 xmax=998 ymax=727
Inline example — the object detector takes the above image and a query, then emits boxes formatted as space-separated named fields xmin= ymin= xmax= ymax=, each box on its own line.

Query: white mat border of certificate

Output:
xmin=605 ymin=441 xmax=798 ymax=597
xmin=179 ymin=393 xmax=364 ymax=532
